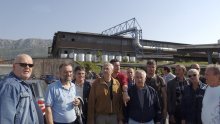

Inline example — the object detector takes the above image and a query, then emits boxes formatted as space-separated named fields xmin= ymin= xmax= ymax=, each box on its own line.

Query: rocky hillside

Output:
xmin=0 ymin=38 xmax=52 ymax=60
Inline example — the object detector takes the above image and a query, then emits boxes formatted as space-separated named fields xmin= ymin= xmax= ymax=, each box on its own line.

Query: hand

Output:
xmin=169 ymin=115 xmax=176 ymax=124
xmin=181 ymin=120 xmax=186 ymax=124
xmin=73 ymin=98 xmax=80 ymax=106
xmin=118 ymin=120 xmax=123 ymax=124
xmin=162 ymin=109 xmax=167 ymax=119
xmin=123 ymin=92 xmax=130 ymax=106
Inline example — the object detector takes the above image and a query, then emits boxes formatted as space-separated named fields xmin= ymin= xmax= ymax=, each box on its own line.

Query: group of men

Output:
xmin=0 ymin=54 xmax=220 ymax=124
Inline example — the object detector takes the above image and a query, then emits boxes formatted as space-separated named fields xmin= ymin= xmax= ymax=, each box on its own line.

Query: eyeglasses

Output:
xmin=188 ymin=74 xmax=197 ymax=78
xmin=16 ymin=63 xmax=34 ymax=68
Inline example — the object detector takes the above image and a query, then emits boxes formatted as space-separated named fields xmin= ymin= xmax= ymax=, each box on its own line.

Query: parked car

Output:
xmin=40 ymin=74 xmax=58 ymax=84
xmin=0 ymin=74 xmax=8 ymax=81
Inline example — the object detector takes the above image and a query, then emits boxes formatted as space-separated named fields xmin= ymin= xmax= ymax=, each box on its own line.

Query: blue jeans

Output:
xmin=128 ymin=118 xmax=154 ymax=124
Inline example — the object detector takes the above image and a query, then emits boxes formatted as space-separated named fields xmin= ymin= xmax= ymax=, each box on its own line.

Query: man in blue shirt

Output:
xmin=45 ymin=63 xmax=81 ymax=124
xmin=0 ymin=54 xmax=44 ymax=124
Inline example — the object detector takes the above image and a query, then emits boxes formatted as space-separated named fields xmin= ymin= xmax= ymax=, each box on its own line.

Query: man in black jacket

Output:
xmin=73 ymin=66 xmax=91 ymax=124
xmin=167 ymin=64 xmax=189 ymax=124
xmin=126 ymin=70 xmax=161 ymax=124
xmin=181 ymin=69 xmax=206 ymax=124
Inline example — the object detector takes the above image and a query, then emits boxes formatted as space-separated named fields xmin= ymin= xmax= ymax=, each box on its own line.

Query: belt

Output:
xmin=107 ymin=113 xmax=116 ymax=115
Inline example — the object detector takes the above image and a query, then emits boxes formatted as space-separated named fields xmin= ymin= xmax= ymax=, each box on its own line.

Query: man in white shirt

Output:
xmin=162 ymin=66 xmax=175 ymax=84
xmin=202 ymin=64 xmax=220 ymax=124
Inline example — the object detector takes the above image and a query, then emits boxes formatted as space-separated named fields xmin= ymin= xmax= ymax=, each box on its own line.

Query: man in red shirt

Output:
xmin=110 ymin=59 xmax=129 ymax=105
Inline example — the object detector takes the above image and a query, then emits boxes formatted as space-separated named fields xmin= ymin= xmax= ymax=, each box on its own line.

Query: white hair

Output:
xmin=103 ymin=62 xmax=114 ymax=70
xmin=187 ymin=69 xmax=199 ymax=76
xmin=135 ymin=69 xmax=146 ymax=78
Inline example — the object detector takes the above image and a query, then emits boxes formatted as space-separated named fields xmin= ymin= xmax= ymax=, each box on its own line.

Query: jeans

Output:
xmin=128 ymin=118 xmax=154 ymax=124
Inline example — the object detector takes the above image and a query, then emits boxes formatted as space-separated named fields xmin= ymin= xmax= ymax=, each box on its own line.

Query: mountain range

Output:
xmin=0 ymin=38 xmax=52 ymax=60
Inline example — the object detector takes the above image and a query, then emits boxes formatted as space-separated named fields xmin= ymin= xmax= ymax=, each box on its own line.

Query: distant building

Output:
xmin=51 ymin=31 xmax=186 ymax=62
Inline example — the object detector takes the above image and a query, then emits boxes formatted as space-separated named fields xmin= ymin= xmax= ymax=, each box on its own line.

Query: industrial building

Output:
xmin=50 ymin=18 xmax=188 ymax=62
xmin=51 ymin=31 xmax=187 ymax=62
xmin=50 ymin=18 xmax=220 ymax=63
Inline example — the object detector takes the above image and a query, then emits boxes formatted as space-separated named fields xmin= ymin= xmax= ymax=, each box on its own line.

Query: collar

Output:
xmin=176 ymin=77 xmax=187 ymax=82
xmin=136 ymin=84 xmax=148 ymax=90
xmin=9 ymin=72 xmax=29 ymax=87
xmin=58 ymin=80 xmax=74 ymax=88
xmin=100 ymin=77 xmax=116 ymax=85
xmin=147 ymin=74 xmax=156 ymax=79
xmin=189 ymin=81 xmax=206 ymax=89
xmin=72 ymin=79 xmax=84 ymax=87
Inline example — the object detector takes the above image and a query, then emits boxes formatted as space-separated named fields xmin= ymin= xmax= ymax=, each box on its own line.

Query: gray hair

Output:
xmin=14 ymin=54 xmax=33 ymax=64
xmin=135 ymin=70 xmax=146 ymax=78
xmin=187 ymin=69 xmax=199 ymax=76
xmin=206 ymin=64 xmax=220 ymax=76
xmin=103 ymin=62 xmax=114 ymax=71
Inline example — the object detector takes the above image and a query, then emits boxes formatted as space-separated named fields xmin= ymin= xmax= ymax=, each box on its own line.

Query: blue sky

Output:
xmin=0 ymin=0 xmax=220 ymax=44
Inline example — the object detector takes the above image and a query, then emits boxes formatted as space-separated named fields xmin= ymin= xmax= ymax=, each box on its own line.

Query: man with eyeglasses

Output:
xmin=0 ymin=54 xmax=44 ymax=124
xmin=181 ymin=69 xmax=207 ymax=124
xmin=190 ymin=63 xmax=206 ymax=84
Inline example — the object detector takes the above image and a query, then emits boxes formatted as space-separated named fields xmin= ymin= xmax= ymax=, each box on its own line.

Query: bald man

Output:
xmin=0 ymin=54 xmax=44 ymax=124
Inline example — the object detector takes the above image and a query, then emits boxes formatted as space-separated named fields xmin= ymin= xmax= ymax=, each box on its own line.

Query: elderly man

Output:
xmin=45 ymin=63 xmax=81 ymax=124
xmin=190 ymin=63 xmax=206 ymax=84
xmin=0 ymin=54 xmax=44 ymax=124
xmin=87 ymin=62 xmax=123 ymax=124
xmin=202 ymin=64 xmax=220 ymax=124
xmin=181 ymin=69 xmax=206 ymax=124
xmin=126 ymin=70 xmax=161 ymax=124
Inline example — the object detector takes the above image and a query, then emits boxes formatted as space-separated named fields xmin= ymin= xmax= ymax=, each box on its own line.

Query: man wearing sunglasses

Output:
xmin=0 ymin=54 xmax=44 ymax=124
xmin=190 ymin=63 xmax=206 ymax=84
xmin=181 ymin=69 xmax=207 ymax=124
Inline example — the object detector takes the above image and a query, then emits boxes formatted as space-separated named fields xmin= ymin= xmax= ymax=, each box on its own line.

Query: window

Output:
xmin=60 ymin=34 xmax=65 ymax=38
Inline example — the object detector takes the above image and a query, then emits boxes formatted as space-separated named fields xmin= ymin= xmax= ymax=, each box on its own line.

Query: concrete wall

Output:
xmin=0 ymin=59 xmax=78 ymax=78
xmin=0 ymin=64 xmax=13 ymax=75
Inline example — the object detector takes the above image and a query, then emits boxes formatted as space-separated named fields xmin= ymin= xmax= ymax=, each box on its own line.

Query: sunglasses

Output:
xmin=16 ymin=63 xmax=34 ymax=68
xmin=188 ymin=74 xmax=197 ymax=78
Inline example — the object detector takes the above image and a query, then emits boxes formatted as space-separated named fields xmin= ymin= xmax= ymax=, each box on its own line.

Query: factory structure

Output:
xmin=51 ymin=31 xmax=186 ymax=62
xmin=51 ymin=18 xmax=188 ymax=62
xmin=50 ymin=18 xmax=220 ymax=63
